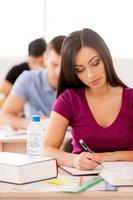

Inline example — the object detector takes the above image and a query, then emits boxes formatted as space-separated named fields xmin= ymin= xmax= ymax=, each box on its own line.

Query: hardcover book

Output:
xmin=0 ymin=152 xmax=57 ymax=184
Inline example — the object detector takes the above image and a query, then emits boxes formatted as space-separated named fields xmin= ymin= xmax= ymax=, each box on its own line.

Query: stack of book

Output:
xmin=100 ymin=162 xmax=133 ymax=186
xmin=0 ymin=152 xmax=57 ymax=184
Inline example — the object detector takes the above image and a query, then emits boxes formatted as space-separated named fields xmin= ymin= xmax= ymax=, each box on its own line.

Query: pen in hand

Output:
xmin=79 ymin=139 xmax=104 ymax=168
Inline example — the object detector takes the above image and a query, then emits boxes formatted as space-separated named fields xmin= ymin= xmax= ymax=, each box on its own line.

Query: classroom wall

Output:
xmin=0 ymin=57 xmax=132 ymax=87
xmin=114 ymin=58 xmax=133 ymax=87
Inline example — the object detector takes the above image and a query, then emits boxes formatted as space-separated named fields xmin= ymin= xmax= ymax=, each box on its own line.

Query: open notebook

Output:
xmin=61 ymin=162 xmax=133 ymax=186
xmin=60 ymin=166 xmax=101 ymax=176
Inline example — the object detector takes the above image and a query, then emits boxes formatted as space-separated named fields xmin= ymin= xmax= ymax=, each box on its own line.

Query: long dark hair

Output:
xmin=57 ymin=28 xmax=127 ymax=97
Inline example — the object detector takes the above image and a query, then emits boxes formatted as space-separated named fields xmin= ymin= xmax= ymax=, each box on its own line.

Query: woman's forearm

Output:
xmin=98 ymin=151 xmax=133 ymax=162
xmin=44 ymin=146 xmax=76 ymax=167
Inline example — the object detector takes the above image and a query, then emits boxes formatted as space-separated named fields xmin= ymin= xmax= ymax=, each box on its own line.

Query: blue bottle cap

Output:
xmin=32 ymin=115 xmax=40 ymax=122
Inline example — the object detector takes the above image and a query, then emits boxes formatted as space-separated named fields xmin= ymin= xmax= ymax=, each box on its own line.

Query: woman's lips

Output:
xmin=89 ymin=78 xmax=100 ymax=85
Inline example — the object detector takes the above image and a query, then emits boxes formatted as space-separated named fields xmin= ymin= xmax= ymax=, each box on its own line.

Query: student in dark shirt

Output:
xmin=5 ymin=63 xmax=29 ymax=85
xmin=0 ymin=38 xmax=46 ymax=97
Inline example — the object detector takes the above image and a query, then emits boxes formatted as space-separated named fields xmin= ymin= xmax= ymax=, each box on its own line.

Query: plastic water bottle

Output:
xmin=27 ymin=115 xmax=44 ymax=157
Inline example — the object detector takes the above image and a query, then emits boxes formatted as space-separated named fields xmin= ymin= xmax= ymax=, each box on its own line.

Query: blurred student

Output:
xmin=44 ymin=28 xmax=133 ymax=170
xmin=0 ymin=35 xmax=66 ymax=130
xmin=0 ymin=38 xmax=46 ymax=98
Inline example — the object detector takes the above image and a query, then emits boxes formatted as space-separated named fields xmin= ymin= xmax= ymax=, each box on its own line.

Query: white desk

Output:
xmin=0 ymin=133 xmax=133 ymax=200
xmin=0 ymin=168 xmax=132 ymax=200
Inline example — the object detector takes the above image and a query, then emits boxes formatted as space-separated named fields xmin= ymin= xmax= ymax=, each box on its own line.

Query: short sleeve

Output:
xmin=52 ymin=89 xmax=73 ymax=123
xmin=130 ymin=89 xmax=133 ymax=110
xmin=125 ymin=88 xmax=133 ymax=110
xmin=11 ymin=71 xmax=30 ymax=100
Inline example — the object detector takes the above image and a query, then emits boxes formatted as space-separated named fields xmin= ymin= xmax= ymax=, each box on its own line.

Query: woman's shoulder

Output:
xmin=124 ymin=87 xmax=133 ymax=96
xmin=123 ymin=87 xmax=133 ymax=109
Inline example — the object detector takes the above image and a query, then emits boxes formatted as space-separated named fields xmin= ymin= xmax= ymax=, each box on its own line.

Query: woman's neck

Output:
xmin=87 ymin=84 xmax=111 ymax=97
xmin=86 ymin=84 xmax=122 ymax=98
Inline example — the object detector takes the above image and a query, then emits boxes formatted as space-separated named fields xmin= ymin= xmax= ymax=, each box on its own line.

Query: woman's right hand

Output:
xmin=72 ymin=152 xmax=101 ymax=170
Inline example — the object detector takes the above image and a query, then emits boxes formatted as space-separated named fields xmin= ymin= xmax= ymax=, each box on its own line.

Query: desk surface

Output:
xmin=0 ymin=191 xmax=133 ymax=200
xmin=0 ymin=168 xmax=133 ymax=200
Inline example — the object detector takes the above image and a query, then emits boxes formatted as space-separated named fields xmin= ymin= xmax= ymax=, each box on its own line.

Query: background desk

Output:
xmin=0 ymin=134 xmax=71 ymax=153
xmin=0 ymin=135 xmax=26 ymax=153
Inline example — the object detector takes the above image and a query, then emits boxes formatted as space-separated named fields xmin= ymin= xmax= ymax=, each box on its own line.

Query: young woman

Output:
xmin=44 ymin=28 xmax=133 ymax=170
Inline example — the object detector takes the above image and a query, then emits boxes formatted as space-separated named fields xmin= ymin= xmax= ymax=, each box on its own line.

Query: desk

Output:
xmin=0 ymin=191 xmax=133 ymax=200
xmin=0 ymin=134 xmax=71 ymax=153
xmin=0 ymin=135 xmax=27 ymax=153
xmin=0 ymin=135 xmax=26 ymax=153
xmin=0 ymin=168 xmax=133 ymax=200
xmin=0 ymin=136 xmax=133 ymax=200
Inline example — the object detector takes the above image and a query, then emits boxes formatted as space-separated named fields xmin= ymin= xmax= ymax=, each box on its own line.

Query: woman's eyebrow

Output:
xmin=75 ymin=55 xmax=99 ymax=67
xmin=88 ymin=55 xmax=99 ymax=63
xmin=75 ymin=64 xmax=84 ymax=67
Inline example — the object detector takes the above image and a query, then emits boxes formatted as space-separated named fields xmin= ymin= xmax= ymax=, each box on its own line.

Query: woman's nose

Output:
xmin=87 ymin=68 xmax=94 ymax=78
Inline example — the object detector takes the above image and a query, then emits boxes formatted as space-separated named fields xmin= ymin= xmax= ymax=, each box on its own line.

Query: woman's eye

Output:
xmin=92 ymin=59 xmax=100 ymax=66
xmin=75 ymin=68 xmax=84 ymax=73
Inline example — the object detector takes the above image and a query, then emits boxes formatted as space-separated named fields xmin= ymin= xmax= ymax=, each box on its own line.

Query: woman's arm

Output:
xmin=97 ymin=151 xmax=133 ymax=162
xmin=44 ymin=111 xmax=101 ymax=169
xmin=44 ymin=111 xmax=76 ymax=167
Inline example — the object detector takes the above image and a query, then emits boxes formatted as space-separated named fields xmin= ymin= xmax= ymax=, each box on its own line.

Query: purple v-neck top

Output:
xmin=53 ymin=87 xmax=133 ymax=154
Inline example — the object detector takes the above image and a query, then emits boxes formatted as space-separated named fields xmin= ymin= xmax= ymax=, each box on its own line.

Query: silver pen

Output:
xmin=79 ymin=139 xmax=104 ymax=168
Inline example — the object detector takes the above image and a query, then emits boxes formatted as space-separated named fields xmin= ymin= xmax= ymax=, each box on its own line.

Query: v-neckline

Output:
xmin=83 ymin=87 xmax=125 ymax=129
